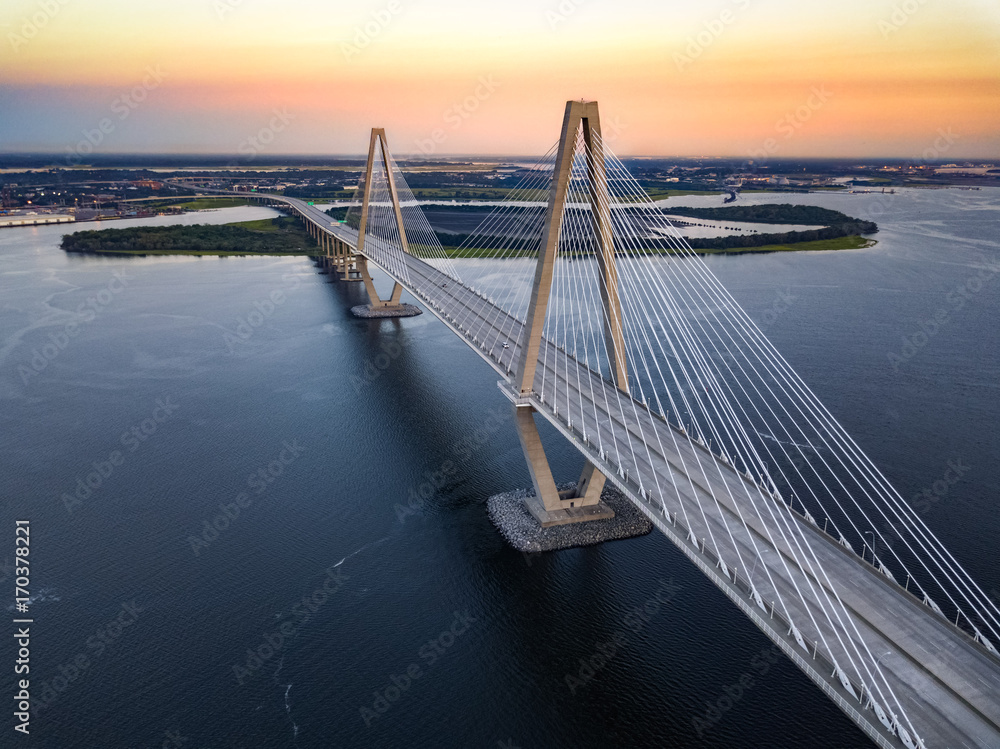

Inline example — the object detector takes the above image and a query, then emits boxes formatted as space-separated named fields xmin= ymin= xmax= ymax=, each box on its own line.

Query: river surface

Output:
xmin=1 ymin=188 xmax=998 ymax=748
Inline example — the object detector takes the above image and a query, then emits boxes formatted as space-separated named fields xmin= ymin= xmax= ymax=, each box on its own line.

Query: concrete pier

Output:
xmin=487 ymin=482 xmax=652 ymax=553
xmin=350 ymin=303 xmax=422 ymax=319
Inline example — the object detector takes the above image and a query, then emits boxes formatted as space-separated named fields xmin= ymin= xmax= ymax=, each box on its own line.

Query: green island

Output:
xmin=663 ymin=203 xmax=870 ymax=226
xmin=644 ymin=188 xmax=720 ymax=199
xmin=128 ymin=196 xmax=258 ymax=212
xmin=353 ymin=203 xmax=878 ymax=255
xmin=426 ymin=234 xmax=875 ymax=258
xmin=62 ymin=202 xmax=877 ymax=258
xmin=671 ymin=204 xmax=877 ymax=252
xmin=408 ymin=187 xmax=547 ymax=200
xmin=703 ymin=235 xmax=876 ymax=254
xmin=163 ymin=197 xmax=257 ymax=211
xmin=61 ymin=216 xmax=317 ymax=256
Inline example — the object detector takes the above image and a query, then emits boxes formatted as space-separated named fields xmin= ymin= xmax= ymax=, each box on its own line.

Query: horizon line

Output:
xmin=1 ymin=152 xmax=996 ymax=164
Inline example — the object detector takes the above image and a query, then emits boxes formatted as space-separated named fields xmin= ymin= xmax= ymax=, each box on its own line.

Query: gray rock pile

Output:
xmin=487 ymin=482 xmax=653 ymax=552
xmin=350 ymin=304 xmax=422 ymax=319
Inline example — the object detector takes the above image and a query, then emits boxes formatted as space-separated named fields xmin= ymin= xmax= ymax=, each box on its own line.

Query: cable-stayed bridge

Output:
xmin=176 ymin=101 xmax=1000 ymax=748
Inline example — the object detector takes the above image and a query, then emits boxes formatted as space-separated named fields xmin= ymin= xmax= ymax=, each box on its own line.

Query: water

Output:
xmin=1 ymin=189 xmax=998 ymax=748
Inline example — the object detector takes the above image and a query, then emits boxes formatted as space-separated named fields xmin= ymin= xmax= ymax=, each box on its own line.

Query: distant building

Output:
xmin=0 ymin=210 xmax=75 ymax=228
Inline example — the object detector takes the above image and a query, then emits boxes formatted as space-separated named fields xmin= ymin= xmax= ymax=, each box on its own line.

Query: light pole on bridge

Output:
xmin=863 ymin=530 xmax=875 ymax=564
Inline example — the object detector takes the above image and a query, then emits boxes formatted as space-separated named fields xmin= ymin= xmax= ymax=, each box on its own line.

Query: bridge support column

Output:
xmin=513 ymin=404 xmax=615 ymax=527
xmin=507 ymin=100 xmax=629 ymax=528
xmin=335 ymin=240 xmax=346 ymax=278
xmin=322 ymin=234 xmax=333 ymax=274
xmin=329 ymin=238 xmax=339 ymax=273
xmin=576 ymin=461 xmax=607 ymax=503
xmin=335 ymin=239 xmax=362 ymax=282
xmin=349 ymin=127 xmax=420 ymax=317
xmin=351 ymin=256 xmax=418 ymax=318
xmin=357 ymin=257 xmax=404 ymax=308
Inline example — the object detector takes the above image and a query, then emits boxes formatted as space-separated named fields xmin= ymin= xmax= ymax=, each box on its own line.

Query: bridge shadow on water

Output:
xmin=311 ymin=259 xmax=525 ymax=514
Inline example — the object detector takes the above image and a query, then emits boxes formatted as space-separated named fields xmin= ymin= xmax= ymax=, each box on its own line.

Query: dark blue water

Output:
xmin=1 ymin=189 xmax=998 ymax=749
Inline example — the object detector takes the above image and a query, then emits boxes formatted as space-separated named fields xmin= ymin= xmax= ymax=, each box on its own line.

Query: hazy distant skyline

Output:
xmin=2 ymin=0 xmax=998 ymax=160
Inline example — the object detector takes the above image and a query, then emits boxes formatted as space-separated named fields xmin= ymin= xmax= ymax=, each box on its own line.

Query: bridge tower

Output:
xmin=512 ymin=100 xmax=625 ymax=527
xmin=355 ymin=128 xmax=407 ymax=310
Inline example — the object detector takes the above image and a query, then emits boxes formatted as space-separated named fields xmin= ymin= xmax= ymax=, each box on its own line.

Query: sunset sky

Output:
xmin=1 ymin=0 xmax=998 ymax=159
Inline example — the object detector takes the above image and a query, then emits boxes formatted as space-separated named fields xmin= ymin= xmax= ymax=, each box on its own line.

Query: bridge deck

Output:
xmin=233 ymin=191 xmax=1000 ymax=748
